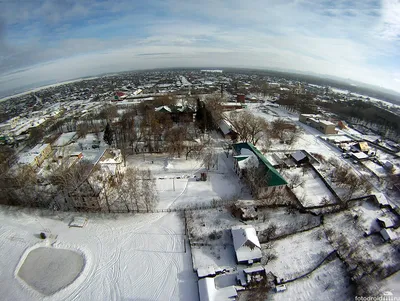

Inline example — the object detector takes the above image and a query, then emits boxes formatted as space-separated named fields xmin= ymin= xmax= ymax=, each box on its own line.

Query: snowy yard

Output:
xmin=127 ymin=152 xmax=249 ymax=209
xmin=271 ymin=258 xmax=354 ymax=301
xmin=0 ymin=208 xmax=198 ymax=301
xmin=264 ymin=227 xmax=334 ymax=281
xmin=283 ymin=168 xmax=337 ymax=207
xmin=187 ymin=207 xmax=321 ymax=272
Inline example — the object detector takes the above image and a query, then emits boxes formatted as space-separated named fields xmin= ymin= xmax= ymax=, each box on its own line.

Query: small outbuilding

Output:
xmin=377 ymin=217 xmax=396 ymax=229
xmin=291 ymin=150 xmax=309 ymax=165
xmin=380 ymin=228 xmax=397 ymax=242
xmin=198 ymin=277 xmax=237 ymax=301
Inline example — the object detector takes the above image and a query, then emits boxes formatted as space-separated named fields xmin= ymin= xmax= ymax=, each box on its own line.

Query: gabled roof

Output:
xmin=231 ymin=225 xmax=262 ymax=263
xmin=232 ymin=142 xmax=287 ymax=187
xmin=155 ymin=105 xmax=172 ymax=113
xmin=377 ymin=217 xmax=396 ymax=228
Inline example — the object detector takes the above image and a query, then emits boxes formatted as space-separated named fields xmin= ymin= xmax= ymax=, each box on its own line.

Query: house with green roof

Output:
xmin=232 ymin=142 xmax=287 ymax=197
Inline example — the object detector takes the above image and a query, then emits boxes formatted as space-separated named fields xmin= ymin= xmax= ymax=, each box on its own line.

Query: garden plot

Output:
xmin=283 ymin=168 xmax=337 ymax=207
xmin=127 ymin=153 xmax=247 ymax=209
xmin=324 ymin=206 xmax=400 ymax=280
xmin=272 ymin=258 xmax=354 ymax=301
xmin=0 ymin=209 xmax=198 ymax=301
xmin=188 ymin=207 xmax=321 ymax=271
xmin=249 ymin=207 xmax=321 ymax=242
xmin=348 ymin=200 xmax=396 ymax=235
xmin=263 ymin=227 xmax=334 ymax=281
xmin=187 ymin=209 xmax=240 ymax=270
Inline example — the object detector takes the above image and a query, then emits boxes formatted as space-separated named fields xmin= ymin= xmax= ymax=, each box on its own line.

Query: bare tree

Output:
xmin=226 ymin=111 xmax=268 ymax=145
xmin=288 ymin=173 xmax=304 ymax=189
xmin=140 ymin=169 xmax=158 ymax=212
xmin=202 ymin=147 xmax=218 ymax=170
xmin=165 ymin=126 xmax=186 ymax=158
xmin=118 ymin=167 xmax=142 ymax=212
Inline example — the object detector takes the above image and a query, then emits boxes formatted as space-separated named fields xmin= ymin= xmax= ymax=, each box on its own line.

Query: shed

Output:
xmin=231 ymin=225 xmax=262 ymax=264
xmin=373 ymin=193 xmax=390 ymax=207
xmin=380 ymin=228 xmax=397 ymax=241
xmin=291 ymin=150 xmax=308 ymax=165
xmin=352 ymin=152 xmax=369 ymax=161
xmin=353 ymin=142 xmax=370 ymax=153
xmin=198 ymin=277 xmax=237 ymax=301
xmin=377 ymin=217 xmax=396 ymax=229
xmin=275 ymin=284 xmax=287 ymax=292
xmin=243 ymin=265 xmax=267 ymax=284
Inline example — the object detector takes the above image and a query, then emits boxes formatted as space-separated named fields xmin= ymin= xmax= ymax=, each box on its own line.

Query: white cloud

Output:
xmin=379 ymin=0 xmax=400 ymax=40
xmin=0 ymin=0 xmax=399 ymax=94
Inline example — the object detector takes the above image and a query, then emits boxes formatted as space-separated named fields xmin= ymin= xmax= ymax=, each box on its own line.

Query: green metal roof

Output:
xmin=232 ymin=142 xmax=287 ymax=187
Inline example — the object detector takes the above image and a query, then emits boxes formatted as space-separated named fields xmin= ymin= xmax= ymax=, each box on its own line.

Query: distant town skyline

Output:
xmin=0 ymin=0 xmax=399 ymax=95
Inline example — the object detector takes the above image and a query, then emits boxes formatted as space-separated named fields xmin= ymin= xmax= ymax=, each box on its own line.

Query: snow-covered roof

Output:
xmin=291 ymin=150 xmax=307 ymax=163
xmin=243 ymin=265 xmax=266 ymax=274
xmin=237 ymin=154 xmax=259 ymax=169
xmin=155 ymin=105 xmax=172 ymax=113
xmin=231 ymin=225 xmax=262 ymax=263
xmin=377 ymin=217 xmax=396 ymax=228
xmin=53 ymin=132 xmax=77 ymax=147
xmin=352 ymin=152 xmax=369 ymax=160
xmin=18 ymin=153 xmax=37 ymax=165
xmin=380 ymin=228 xmax=397 ymax=241
xmin=219 ymin=120 xmax=233 ymax=135
xmin=374 ymin=193 xmax=389 ymax=206
xmin=30 ymin=143 xmax=50 ymax=154
xmin=198 ymin=277 xmax=237 ymax=301
xmin=197 ymin=266 xmax=218 ymax=278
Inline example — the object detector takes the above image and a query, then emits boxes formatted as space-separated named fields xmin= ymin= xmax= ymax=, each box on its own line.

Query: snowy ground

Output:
xmin=0 ymin=208 xmax=198 ymax=301
xmin=271 ymin=258 xmax=354 ymax=301
xmin=126 ymin=152 xmax=250 ymax=209
xmin=264 ymin=227 xmax=334 ymax=281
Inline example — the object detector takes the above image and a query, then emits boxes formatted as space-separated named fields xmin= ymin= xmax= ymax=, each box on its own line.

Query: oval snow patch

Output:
xmin=17 ymin=247 xmax=85 ymax=296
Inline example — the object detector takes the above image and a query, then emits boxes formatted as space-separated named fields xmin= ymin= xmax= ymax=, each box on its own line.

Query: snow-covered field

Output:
xmin=0 ymin=208 xmax=198 ymax=301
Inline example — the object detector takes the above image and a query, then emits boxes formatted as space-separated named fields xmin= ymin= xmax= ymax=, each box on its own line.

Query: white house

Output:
xmin=231 ymin=225 xmax=262 ymax=264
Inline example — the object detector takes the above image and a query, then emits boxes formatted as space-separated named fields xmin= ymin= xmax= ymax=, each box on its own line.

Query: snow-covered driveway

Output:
xmin=0 ymin=209 xmax=198 ymax=301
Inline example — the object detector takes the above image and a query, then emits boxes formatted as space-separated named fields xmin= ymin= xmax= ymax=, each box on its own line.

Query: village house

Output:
xmin=154 ymin=105 xmax=195 ymax=123
xmin=231 ymin=225 xmax=262 ymax=265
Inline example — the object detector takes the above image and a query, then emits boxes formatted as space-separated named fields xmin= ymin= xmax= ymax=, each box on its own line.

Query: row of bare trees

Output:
xmin=115 ymin=168 xmax=159 ymax=213
xmin=326 ymin=158 xmax=373 ymax=201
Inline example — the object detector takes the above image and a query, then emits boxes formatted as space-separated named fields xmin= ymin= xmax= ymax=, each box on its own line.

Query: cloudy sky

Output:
xmin=0 ymin=0 xmax=399 ymax=96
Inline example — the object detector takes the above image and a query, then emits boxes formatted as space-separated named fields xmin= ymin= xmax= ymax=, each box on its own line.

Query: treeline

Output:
xmin=320 ymin=99 xmax=400 ymax=133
